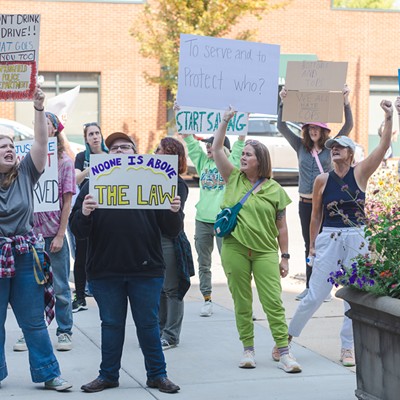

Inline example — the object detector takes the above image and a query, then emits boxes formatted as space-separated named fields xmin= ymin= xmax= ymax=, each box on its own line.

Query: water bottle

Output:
xmin=35 ymin=233 xmax=45 ymax=253
xmin=306 ymin=256 xmax=314 ymax=267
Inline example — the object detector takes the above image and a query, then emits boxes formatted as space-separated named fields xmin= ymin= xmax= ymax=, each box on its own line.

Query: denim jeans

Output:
xmin=45 ymin=237 xmax=73 ymax=336
xmin=89 ymin=276 xmax=167 ymax=382
xmin=194 ymin=220 xmax=222 ymax=297
xmin=0 ymin=251 xmax=61 ymax=382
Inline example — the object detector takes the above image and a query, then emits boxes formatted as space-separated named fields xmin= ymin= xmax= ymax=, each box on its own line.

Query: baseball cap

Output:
xmin=303 ymin=122 xmax=331 ymax=133
xmin=105 ymin=132 xmax=137 ymax=151
xmin=201 ymin=136 xmax=231 ymax=151
xmin=325 ymin=136 xmax=356 ymax=152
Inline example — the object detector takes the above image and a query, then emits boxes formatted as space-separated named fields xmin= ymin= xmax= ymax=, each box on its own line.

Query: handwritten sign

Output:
xmin=89 ymin=154 xmax=178 ymax=209
xmin=285 ymin=61 xmax=347 ymax=91
xmin=0 ymin=14 xmax=40 ymax=101
xmin=177 ymin=34 xmax=280 ymax=114
xmin=16 ymin=138 xmax=59 ymax=212
xmin=176 ymin=106 xmax=248 ymax=135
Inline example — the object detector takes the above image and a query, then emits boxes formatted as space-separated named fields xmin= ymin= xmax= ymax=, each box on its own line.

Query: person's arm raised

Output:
xmin=30 ymin=85 xmax=48 ymax=173
xmin=212 ymin=106 xmax=236 ymax=183
xmin=355 ymin=100 xmax=393 ymax=190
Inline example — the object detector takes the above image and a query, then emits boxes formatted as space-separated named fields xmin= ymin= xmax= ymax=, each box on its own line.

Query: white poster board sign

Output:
xmin=0 ymin=14 xmax=41 ymax=101
xmin=89 ymin=154 xmax=178 ymax=209
xmin=175 ymin=106 xmax=248 ymax=135
xmin=177 ymin=34 xmax=280 ymax=114
xmin=15 ymin=137 xmax=59 ymax=212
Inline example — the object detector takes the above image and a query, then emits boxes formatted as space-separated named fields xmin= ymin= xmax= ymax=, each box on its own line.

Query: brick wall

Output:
xmin=1 ymin=0 xmax=399 ymax=153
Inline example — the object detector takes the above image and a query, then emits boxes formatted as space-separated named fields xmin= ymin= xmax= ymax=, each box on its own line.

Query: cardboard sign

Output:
xmin=175 ymin=106 xmax=248 ymax=135
xmin=0 ymin=14 xmax=41 ymax=101
xmin=89 ymin=154 xmax=178 ymax=209
xmin=282 ymin=91 xmax=343 ymax=123
xmin=15 ymin=138 xmax=59 ymax=212
xmin=285 ymin=61 xmax=347 ymax=91
xmin=177 ymin=34 xmax=280 ymax=114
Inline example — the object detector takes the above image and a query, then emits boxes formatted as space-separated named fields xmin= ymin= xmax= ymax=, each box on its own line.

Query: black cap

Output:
xmin=201 ymin=136 xmax=231 ymax=151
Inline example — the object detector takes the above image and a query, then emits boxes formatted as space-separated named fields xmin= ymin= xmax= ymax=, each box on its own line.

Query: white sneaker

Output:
xmin=56 ymin=333 xmax=72 ymax=351
xmin=278 ymin=353 xmax=302 ymax=373
xmin=13 ymin=336 xmax=28 ymax=352
xmin=238 ymin=349 xmax=256 ymax=368
xmin=45 ymin=376 xmax=72 ymax=391
xmin=340 ymin=348 xmax=355 ymax=367
xmin=200 ymin=300 xmax=213 ymax=317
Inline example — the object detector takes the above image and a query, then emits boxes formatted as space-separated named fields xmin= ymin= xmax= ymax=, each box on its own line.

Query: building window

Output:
xmin=15 ymin=72 xmax=100 ymax=145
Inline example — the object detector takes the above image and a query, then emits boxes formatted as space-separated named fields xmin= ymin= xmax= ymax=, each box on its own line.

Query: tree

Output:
xmin=333 ymin=0 xmax=395 ymax=8
xmin=131 ymin=0 xmax=289 ymax=96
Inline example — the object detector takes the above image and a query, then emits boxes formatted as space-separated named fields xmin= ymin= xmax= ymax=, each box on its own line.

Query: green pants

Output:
xmin=221 ymin=236 xmax=289 ymax=348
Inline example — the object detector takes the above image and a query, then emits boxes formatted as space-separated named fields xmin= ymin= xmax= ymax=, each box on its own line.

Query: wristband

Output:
xmin=34 ymin=105 xmax=44 ymax=112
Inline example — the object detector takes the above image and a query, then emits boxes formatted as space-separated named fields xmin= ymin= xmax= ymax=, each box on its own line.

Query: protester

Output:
xmin=0 ymin=86 xmax=72 ymax=391
xmin=182 ymin=130 xmax=245 ymax=317
xmin=72 ymin=122 xmax=108 ymax=312
xmin=70 ymin=132 xmax=182 ymax=394
xmin=155 ymin=137 xmax=194 ymax=350
xmin=211 ymin=106 xmax=301 ymax=373
xmin=278 ymin=84 xmax=353 ymax=302
xmin=288 ymin=100 xmax=394 ymax=367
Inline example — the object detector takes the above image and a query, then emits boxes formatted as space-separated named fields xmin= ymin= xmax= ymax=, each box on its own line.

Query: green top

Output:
xmin=221 ymin=168 xmax=292 ymax=252
xmin=184 ymin=135 xmax=244 ymax=223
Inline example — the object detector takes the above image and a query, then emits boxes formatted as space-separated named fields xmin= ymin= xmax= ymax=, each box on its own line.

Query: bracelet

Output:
xmin=223 ymin=118 xmax=229 ymax=123
xmin=34 ymin=105 xmax=44 ymax=112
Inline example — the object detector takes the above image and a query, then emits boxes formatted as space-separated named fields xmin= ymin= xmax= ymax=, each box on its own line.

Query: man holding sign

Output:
xmin=70 ymin=132 xmax=182 ymax=394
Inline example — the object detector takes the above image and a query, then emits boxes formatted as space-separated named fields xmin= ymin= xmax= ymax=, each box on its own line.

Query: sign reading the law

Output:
xmin=89 ymin=154 xmax=178 ymax=209
xmin=16 ymin=138 xmax=59 ymax=212
xmin=0 ymin=14 xmax=41 ymax=101
xmin=177 ymin=34 xmax=280 ymax=114
xmin=175 ymin=106 xmax=249 ymax=135
xmin=283 ymin=61 xmax=347 ymax=123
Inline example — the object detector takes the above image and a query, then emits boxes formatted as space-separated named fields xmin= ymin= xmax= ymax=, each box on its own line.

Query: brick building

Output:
xmin=1 ymin=0 xmax=400 ymax=154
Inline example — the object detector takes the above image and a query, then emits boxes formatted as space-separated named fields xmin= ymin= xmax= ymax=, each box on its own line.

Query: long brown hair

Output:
xmin=159 ymin=137 xmax=187 ymax=175
xmin=0 ymin=135 xmax=18 ymax=189
xmin=302 ymin=126 xmax=330 ymax=152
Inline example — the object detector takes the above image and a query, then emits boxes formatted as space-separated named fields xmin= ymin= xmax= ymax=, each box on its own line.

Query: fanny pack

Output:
xmin=214 ymin=178 xmax=263 ymax=238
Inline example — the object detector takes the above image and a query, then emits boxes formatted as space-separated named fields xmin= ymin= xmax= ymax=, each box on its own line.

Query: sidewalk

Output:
xmin=3 ymin=278 xmax=356 ymax=400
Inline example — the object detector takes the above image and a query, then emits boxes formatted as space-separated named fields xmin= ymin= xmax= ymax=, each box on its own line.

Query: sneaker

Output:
xmin=272 ymin=337 xmax=292 ymax=362
xmin=45 ymin=376 xmax=72 ymax=391
xmin=200 ymin=300 xmax=213 ymax=317
xmin=238 ymin=349 xmax=256 ymax=368
xmin=72 ymin=297 xmax=88 ymax=313
xmin=295 ymin=288 xmax=309 ymax=301
xmin=340 ymin=348 xmax=355 ymax=367
xmin=13 ymin=336 xmax=28 ymax=352
xmin=278 ymin=353 xmax=302 ymax=373
xmin=56 ymin=333 xmax=72 ymax=351
xmin=324 ymin=293 xmax=333 ymax=302
xmin=161 ymin=338 xmax=177 ymax=351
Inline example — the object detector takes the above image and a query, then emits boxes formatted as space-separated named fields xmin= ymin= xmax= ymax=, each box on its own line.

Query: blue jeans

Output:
xmin=0 ymin=251 xmax=61 ymax=382
xmin=45 ymin=237 xmax=73 ymax=336
xmin=89 ymin=276 xmax=166 ymax=382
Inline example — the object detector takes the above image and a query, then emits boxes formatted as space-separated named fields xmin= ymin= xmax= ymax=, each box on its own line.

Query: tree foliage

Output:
xmin=333 ymin=0 xmax=395 ymax=8
xmin=131 ymin=0 xmax=289 ymax=96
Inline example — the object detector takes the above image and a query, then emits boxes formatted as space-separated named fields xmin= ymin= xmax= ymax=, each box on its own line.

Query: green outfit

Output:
xmin=221 ymin=168 xmax=291 ymax=348
xmin=184 ymin=135 xmax=244 ymax=298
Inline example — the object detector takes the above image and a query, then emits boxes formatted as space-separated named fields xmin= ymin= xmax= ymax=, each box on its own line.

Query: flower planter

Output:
xmin=336 ymin=287 xmax=400 ymax=400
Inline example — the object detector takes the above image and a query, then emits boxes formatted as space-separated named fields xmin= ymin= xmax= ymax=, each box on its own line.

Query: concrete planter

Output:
xmin=336 ymin=287 xmax=400 ymax=400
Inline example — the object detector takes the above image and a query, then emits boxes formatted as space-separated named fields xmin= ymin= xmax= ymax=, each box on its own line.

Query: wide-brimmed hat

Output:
xmin=302 ymin=122 xmax=331 ymax=133
xmin=105 ymin=132 xmax=137 ymax=151
xmin=201 ymin=136 xmax=231 ymax=151
xmin=325 ymin=136 xmax=356 ymax=152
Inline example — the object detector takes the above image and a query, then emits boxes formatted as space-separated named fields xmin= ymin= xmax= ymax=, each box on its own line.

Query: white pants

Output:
xmin=289 ymin=226 xmax=366 ymax=349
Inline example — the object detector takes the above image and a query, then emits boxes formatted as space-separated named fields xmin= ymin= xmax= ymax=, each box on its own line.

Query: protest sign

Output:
xmin=177 ymin=34 xmax=280 ymax=114
xmin=175 ymin=106 xmax=248 ymax=135
xmin=283 ymin=61 xmax=347 ymax=123
xmin=0 ymin=14 xmax=40 ymax=101
xmin=89 ymin=154 xmax=178 ymax=209
xmin=15 ymin=137 xmax=59 ymax=212
xmin=46 ymin=85 xmax=80 ymax=126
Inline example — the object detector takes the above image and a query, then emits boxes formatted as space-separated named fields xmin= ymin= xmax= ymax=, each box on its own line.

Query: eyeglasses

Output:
xmin=109 ymin=144 xmax=135 ymax=152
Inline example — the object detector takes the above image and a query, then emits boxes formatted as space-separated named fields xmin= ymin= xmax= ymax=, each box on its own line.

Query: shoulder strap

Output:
xmin=240 ymin=178 xmax=264 ymax=205
xmin=311 ymin=148 xmax=324 ymax=174
xmin=329 ymin=170 xmax=355 ymax=198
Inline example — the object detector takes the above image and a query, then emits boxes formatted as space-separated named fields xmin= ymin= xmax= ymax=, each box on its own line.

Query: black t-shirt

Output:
xmin=75 ymin=151 xmax=89 ymax=190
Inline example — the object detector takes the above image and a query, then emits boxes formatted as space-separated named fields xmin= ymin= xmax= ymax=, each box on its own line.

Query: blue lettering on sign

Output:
xmin=91 ymin=158 xmax=122 ymax=176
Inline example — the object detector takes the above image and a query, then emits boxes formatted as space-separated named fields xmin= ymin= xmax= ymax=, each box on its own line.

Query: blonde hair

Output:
xmin=0 ymin=135 xmax=18 ymax=189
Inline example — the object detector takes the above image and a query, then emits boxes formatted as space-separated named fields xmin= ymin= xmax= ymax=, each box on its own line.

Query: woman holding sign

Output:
xmin=277 ymin=84 xmax=353 ymax=304
xmin=0 ymin=86 xmax=72 ymax=391
xmin=212 ymin=107 xmax=301 ymax=374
